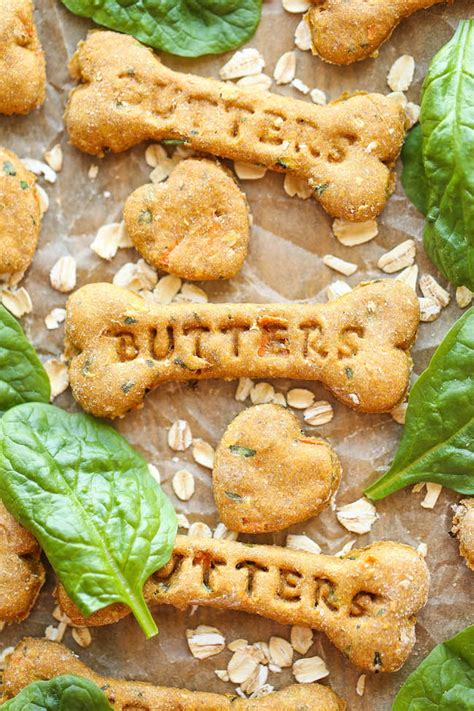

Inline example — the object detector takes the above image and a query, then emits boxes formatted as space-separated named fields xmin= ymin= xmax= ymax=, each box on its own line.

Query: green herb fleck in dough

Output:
xmin=229 ymin=445 xmax=257 ymax=458
xmin=373 ymin=651 xmax=382 ymax=669
xmin=225 ymin=491 xmax=243 ymax=501
xmin=124 ymin=316 xmax=138 ymax=325
xmin=313 ymin=183 xmax=329 ymax=196
xmin=3 ymin=161 xmax=16 ymax=176
xmin=19 ymin=180 xmax=29 ymax=190
xmin=121 ymin=380 xmax=135 ymax=394
xmin=345 ymin=367 xmax=354 ymax=379
xmin=138 ymin=209 xmax=153 ymax=224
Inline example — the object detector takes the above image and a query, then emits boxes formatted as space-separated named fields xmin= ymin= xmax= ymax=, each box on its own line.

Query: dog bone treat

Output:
xmin=124 ymin=159 xmax=251 ymax=281
xmin=0 ymin=502 xmax=44 ymax=624
xmin=2 ymin=639 xmax=346 ymax=711
xmin=213 ymin=403 xmax=342 ymax=533
xmin=65 ymin=280 xmax=419 ymax=419
xmin=0 ymin=0 xmax=45 ymax=115
xmin=306 ymin=0 xmax=447 ymax=65
xmin=66 ymin=31 xmax=407 ymax=222
xmin=451 ymin=499 xmax=474 ymax=571
xmin=0 ymin=148 xmax=42 ymax=277
xmin=57 ymin=535 xmax=429 ymax=673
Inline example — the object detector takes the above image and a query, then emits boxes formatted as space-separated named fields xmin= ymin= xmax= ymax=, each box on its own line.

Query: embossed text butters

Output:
xmin=66 ymin=31 xmax=407 ymax=222
xmin=57 ymin=535 xmax=430 ymax=673
xmin=65 ymin=280 xmax=419 ymax=418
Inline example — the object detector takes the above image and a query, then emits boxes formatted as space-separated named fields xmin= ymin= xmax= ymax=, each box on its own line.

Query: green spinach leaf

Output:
xmin=60 ymin=0 xmax=262 ymax=58
xmin=365 ymin=308 xmax=474 ymax=499
xmin=0 ymin=403 xmax=177 ymax=638
xmin=401 ymin=125 xmax=429 ymax=216
xmin=0 ymin=305 xmax=50 ymax=414
xmin=392 ymin=625 xmax=474 ymax=710
xmin=2 ymin=675 xmax=113 ymax=710
xmin=402 ymin=19 xmax=474 ymax=290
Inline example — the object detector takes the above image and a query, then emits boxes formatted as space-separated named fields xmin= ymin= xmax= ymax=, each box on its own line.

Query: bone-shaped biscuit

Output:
xmin=306 ymin=0 xmax=448 ymax=65
xmin=65 ymin=279 xmax=419 ymax=419
xmin=57 ymin=535 xmax=429 ymax=673
xmin=2 ymin=639 xmax=346 ymax=711
xmin=0 ymin=0 xmax=45 ymax=115
xmin=0 ymin=502 xmax=44 ymax=624
xmin=66 ymin=31 xmax=407 ymax=222
xmin=0 ymin=147 xmax=42 ymax=276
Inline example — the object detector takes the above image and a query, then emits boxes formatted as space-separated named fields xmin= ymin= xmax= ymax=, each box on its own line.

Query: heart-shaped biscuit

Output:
xmin=124 ymin=158 xmax=251 ymax=281
xmin=213 ymin=403 xmax=342 ymax=533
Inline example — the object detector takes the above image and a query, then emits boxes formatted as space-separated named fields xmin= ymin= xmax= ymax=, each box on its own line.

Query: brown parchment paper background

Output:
xmin=0 ymin=1 xmax=472 ymax=708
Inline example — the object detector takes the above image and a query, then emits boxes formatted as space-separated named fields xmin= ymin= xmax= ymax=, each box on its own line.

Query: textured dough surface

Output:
xmin=124 ymin=159 xmax=251 ymax=281
xmin=0 ymin=502 xmax=44 ymax=624
xmin=306 ymin=0 xmax=448 ymax=65
xmin=66 ymin=31 xmax=407 ymax=222
xmin=0 ymin=147 xmax=42 ymax=276
xmin=213 ymin=403 xmax=342 ymax=532
xmin=64 ymin=279 xmax=419 ymax=419
xmin=0 ymin=0 xmax=45 ymax=115
xmin=2 ymin=639 xmax=346 ymax=710
xmin=452 ymin=499 xmax=474 ymax=571
xmin=57 ymin=535 xmax=430 ymax=673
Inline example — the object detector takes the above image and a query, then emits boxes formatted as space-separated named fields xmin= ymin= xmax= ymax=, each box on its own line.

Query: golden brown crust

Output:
xmin=64 ymin=279 xmax=419 ymax=419
xmin=306 ymin=0 xmax=448 ymax=65
xmin=0 ymin=0 xmax=45 ymax=115
xmin=213 ymin=403 xmax=342 ymax=533
xmin=2 ymin=638 xmax=346 ymax=710
xmin=0 ymin=502 xmax=45 ymax=624
xmin=124 ymin=159 xmax=251 ymax=281
xmin=451 ymin=499 xmax=474 ymax=571
xmin=57 ymin=535 xmax=430 ymax=673
xmin=0 ymin=148 xmax=42 ymax=276
xmin=65 ymin=31 xmax=407 ymax=222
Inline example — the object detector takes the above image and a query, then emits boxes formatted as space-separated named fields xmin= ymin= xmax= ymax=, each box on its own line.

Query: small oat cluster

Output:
xmin=185 ymin=623 xmax=333 ymax=699
xmin=41 ymin=605 xmax=92 ymax=651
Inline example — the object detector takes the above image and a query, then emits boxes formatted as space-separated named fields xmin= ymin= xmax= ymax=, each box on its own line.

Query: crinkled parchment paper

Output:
xmin=0 ymin=1 xmax=472 ymax=708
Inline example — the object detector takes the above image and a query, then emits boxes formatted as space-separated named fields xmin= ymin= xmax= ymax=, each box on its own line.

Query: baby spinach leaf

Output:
xmin=365 ymin=308 xmax=474 ymax=499
xmin=402 ymin=20 xmax=474 ymax=290
xmin=0 ymin=403 xmax=177 ymax=638
xmin=401 ymin=125 xmax=429 ymax=216
xmin=60 ymin=0 xmax=262 ymax=58
xmin=2 ymin=675 xmax=113 ymax=710
xmin=392 ymin=625 xmax=474 ymax=710
xmin=0 ymin=305 xmax=50 ymax=414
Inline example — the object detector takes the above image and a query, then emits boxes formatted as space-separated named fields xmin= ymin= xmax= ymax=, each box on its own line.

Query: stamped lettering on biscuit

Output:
xmin=64 ymin=279 xmax=419 ymax=419
xmin=3 ymin=639 xmax=346 ymax=710
xmin=57 ymin=535 xmax=430 ymax=673
xmin=306 ymin=0 xmax=446 ymax=65
xmin=66 ymin=31 xmax=407 ymax=222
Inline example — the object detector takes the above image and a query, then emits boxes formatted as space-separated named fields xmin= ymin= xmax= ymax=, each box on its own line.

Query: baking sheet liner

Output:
xmin=0 ymin=1 xmax=472 ymax=708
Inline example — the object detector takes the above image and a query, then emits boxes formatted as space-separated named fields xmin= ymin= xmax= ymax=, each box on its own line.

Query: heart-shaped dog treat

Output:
xmin=124 ymin=158 xmax=251 ymax=281
xmin=213 ymin=403 xmax=342 ymax=533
